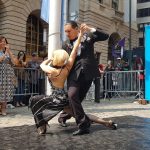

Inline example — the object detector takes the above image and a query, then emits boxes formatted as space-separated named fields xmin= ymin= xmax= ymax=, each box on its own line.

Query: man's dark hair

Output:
xmin=65 ymin=20 xmax=78 ymax=29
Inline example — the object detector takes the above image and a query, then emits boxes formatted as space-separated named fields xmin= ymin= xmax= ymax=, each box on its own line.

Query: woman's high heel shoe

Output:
xmin=107 ymin=120 xmax=117 ymax=130
xmin=110 ymin=122 xmax=117 ymax=130
xmin=37 ymin=123 xmax=50 ymax=135
xmin=37 ymin=124 xmax=47 ymax=135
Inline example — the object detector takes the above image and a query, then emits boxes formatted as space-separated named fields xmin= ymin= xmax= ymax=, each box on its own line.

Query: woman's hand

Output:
xmin=80 ymin=23 xmax=91 ymax=32
xmin=5 ymin=44 xmax=19 ymax=65
xmin=0 ymin=55 xmax=5 ymax=62
xmin=5 ymin=44 xmax=10 ymax=53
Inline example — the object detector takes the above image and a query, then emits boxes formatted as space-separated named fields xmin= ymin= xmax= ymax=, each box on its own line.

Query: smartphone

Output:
xmin=3 ymin=47 xmax=6 ymax=53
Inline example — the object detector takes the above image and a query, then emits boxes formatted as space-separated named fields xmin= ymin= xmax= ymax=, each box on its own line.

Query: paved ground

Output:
xmin=0 ymin=98 xmax=150 ymax=150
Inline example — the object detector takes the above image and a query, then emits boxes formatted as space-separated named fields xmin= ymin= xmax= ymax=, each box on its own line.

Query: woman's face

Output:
xmin=19 ymin=54 xmax=24 ymax=60
xmin=0 ymin=38 xmax=6 ymax=50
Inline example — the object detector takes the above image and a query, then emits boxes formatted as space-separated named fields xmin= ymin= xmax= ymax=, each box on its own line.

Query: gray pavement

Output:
xmin=0 ymin=99 xmax=150 ymax=150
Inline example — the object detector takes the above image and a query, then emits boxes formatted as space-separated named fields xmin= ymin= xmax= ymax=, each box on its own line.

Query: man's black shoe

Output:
xmin=60 ymin=121 xmax=67 ymax=127
xmin=72 ymin=129 xmax=90 ymax=136
xmin=58 ymin=118 xmax=67 ymax=127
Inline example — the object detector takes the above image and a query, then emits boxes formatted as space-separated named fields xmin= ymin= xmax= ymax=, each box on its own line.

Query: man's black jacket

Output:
xmin=62 ymin=28 xmax=109 ymax=81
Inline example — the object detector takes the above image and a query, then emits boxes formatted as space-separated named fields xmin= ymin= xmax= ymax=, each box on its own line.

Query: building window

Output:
xmin=98 ymin=0 xmax=103 ymax=3
xmin=95 ymin=52 xmax=101 ymax=63
xmin=26 ymin=15 xmax=45 ymax=55
xmin=138 ymin=23 xmax=150 ymax=31
xmin=139 ymin=38 xmax=144 ymax=47
xmin=137 ymin=0 xmax=150 ymax=3
xmin=138 ymin=24 xmax=144 ymax=32
xmin=137 ymin=8 xmax=150 ymax=17
xmin=112 ymin=0 xmax=119 ymax=10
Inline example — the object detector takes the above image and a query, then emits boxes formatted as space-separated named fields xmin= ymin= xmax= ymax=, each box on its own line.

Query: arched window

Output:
xmin=108 ymin=32 xmax=121 ymax=60
xmin=26 ymin=14 xmax=47 ymax=56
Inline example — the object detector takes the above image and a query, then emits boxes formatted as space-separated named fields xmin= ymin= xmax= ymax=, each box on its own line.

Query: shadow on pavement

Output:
xmin=0 ymin=116 xmax=150 ymax=150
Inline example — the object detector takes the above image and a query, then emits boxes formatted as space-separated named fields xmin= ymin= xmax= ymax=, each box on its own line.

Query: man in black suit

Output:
xmin=58 ymin=21 xmax=109 ymax=135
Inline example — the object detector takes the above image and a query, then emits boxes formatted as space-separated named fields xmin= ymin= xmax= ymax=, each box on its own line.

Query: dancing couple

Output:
xmin=29 ymin=21 xmax=117 ymax=136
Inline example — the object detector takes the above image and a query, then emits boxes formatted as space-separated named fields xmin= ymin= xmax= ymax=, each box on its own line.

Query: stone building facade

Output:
xmin=78 ymin=0 xmax=138 ymax=63
xmin=0 ymin=0 xmax=138 ymax=64
xmin=0 ymin=0 xmax=46 ymax=58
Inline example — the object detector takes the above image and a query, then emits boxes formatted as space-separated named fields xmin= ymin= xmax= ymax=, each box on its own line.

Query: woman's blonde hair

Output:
xmin=52 ymin=49 xmax=69 ymax=67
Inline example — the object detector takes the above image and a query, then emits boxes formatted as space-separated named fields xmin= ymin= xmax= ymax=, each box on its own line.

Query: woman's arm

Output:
xmin=40 ymin=58 xmax=54 ymax=74
xmin=67 ymin=26 xmax=84 ymax=68
xmin=0 ymin=54 xmax=5 ymax=62
xmin=5 ymin=44 xmax=19 ymax=65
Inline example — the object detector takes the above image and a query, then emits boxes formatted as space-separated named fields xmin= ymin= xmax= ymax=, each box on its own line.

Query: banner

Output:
xmin=112 ymin=38 xmax=125 ymax=58
xmin=145 ymin=25 xmax=150 ymax=101
xmin=41 ymin=0 xmax=50 ymax=23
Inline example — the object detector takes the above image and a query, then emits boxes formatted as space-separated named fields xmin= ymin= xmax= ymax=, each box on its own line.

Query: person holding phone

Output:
xmin=14 ymin=51 xmax=27 ymax=107
xmin=0 ymin=36 xmax=18 ymax=115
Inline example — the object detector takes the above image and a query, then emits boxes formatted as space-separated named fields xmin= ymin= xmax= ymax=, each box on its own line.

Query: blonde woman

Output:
xmin=29 ymin=26 xmax=117 ymax=135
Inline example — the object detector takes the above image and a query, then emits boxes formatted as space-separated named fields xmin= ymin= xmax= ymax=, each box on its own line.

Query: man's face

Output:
xmin=64 ymin=24 xmax=79 ymax=40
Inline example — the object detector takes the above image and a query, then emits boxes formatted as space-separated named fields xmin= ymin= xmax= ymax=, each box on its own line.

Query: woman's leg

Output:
xmin=0 ymin=102 xmax=1 ymax=115
xmin=1 ymin=101 xmax=7 ymax=116
xmin=87 ymin=114 xmax=117 ymax=129
xmin=30 ymin=95 xmax=64 ymax=135
xmin=30 ymin=95 xmax=49 ymax=135
xmin=63 ymin=107 xmax=117 ymax=129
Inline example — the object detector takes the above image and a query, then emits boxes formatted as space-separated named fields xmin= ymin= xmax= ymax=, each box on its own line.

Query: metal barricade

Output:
xmin=103 ymin=70 xmax=144 ymax=99
xmin=13 ymin=67 xmax=45 ymax=96
xmin=0 ymin=64 xmax=145 ymax=102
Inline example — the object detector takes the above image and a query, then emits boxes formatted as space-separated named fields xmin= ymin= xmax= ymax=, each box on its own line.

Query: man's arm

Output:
xmin=81 ymin=23 xmax=109 ymax=42
xmin=92 ymin=28 xmax=109 ymax=41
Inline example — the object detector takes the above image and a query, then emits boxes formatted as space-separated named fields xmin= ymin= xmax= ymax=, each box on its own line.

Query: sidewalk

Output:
xmin=0 ymin=99 xmax=150 ymax=150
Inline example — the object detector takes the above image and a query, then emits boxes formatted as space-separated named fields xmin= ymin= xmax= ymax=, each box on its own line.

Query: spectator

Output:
xmin=27 ymin=52 xmax=41 ymax=95
xmin=0 ymin=36 xmax=18 ymax=115
xmin=136 ymin=57 xmax=144 ymax=91
xmin=115 ymin=57 xmax=122 ymax=71
xmin=99 ymin=64 xmax=105 ymax=74
xmin=94 ymin=64 xmax=104 ymax=103
xmin=122 ymin=61 xmax=130 ymax=71
xmin=103 ymin=60 xmax=114 ymax=98
xmin=98 ymin=64 xmax=105 ymax=98
xmin=14 ymin=51 xmax=27 ymax=107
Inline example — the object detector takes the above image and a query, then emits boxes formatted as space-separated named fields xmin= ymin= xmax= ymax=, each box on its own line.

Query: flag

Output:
xmin=112 ymin=38 xmax=125 ymax=58
xmin=41 ymin=0 xmax=50 ymax=23
xmin=112 ymin=45 xmax=118 ymax=58
xmin=118 ymin=38 xmax=125 ymax=58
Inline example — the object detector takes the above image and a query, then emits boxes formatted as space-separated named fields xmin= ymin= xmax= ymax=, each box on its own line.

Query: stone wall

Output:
xmin=0 ymin=0 xmax=138 ymax=61
xmin=0 ymin=0 xmax=40 ymax=54
xmin=79 ymin=0 xmax=138 ymax=64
